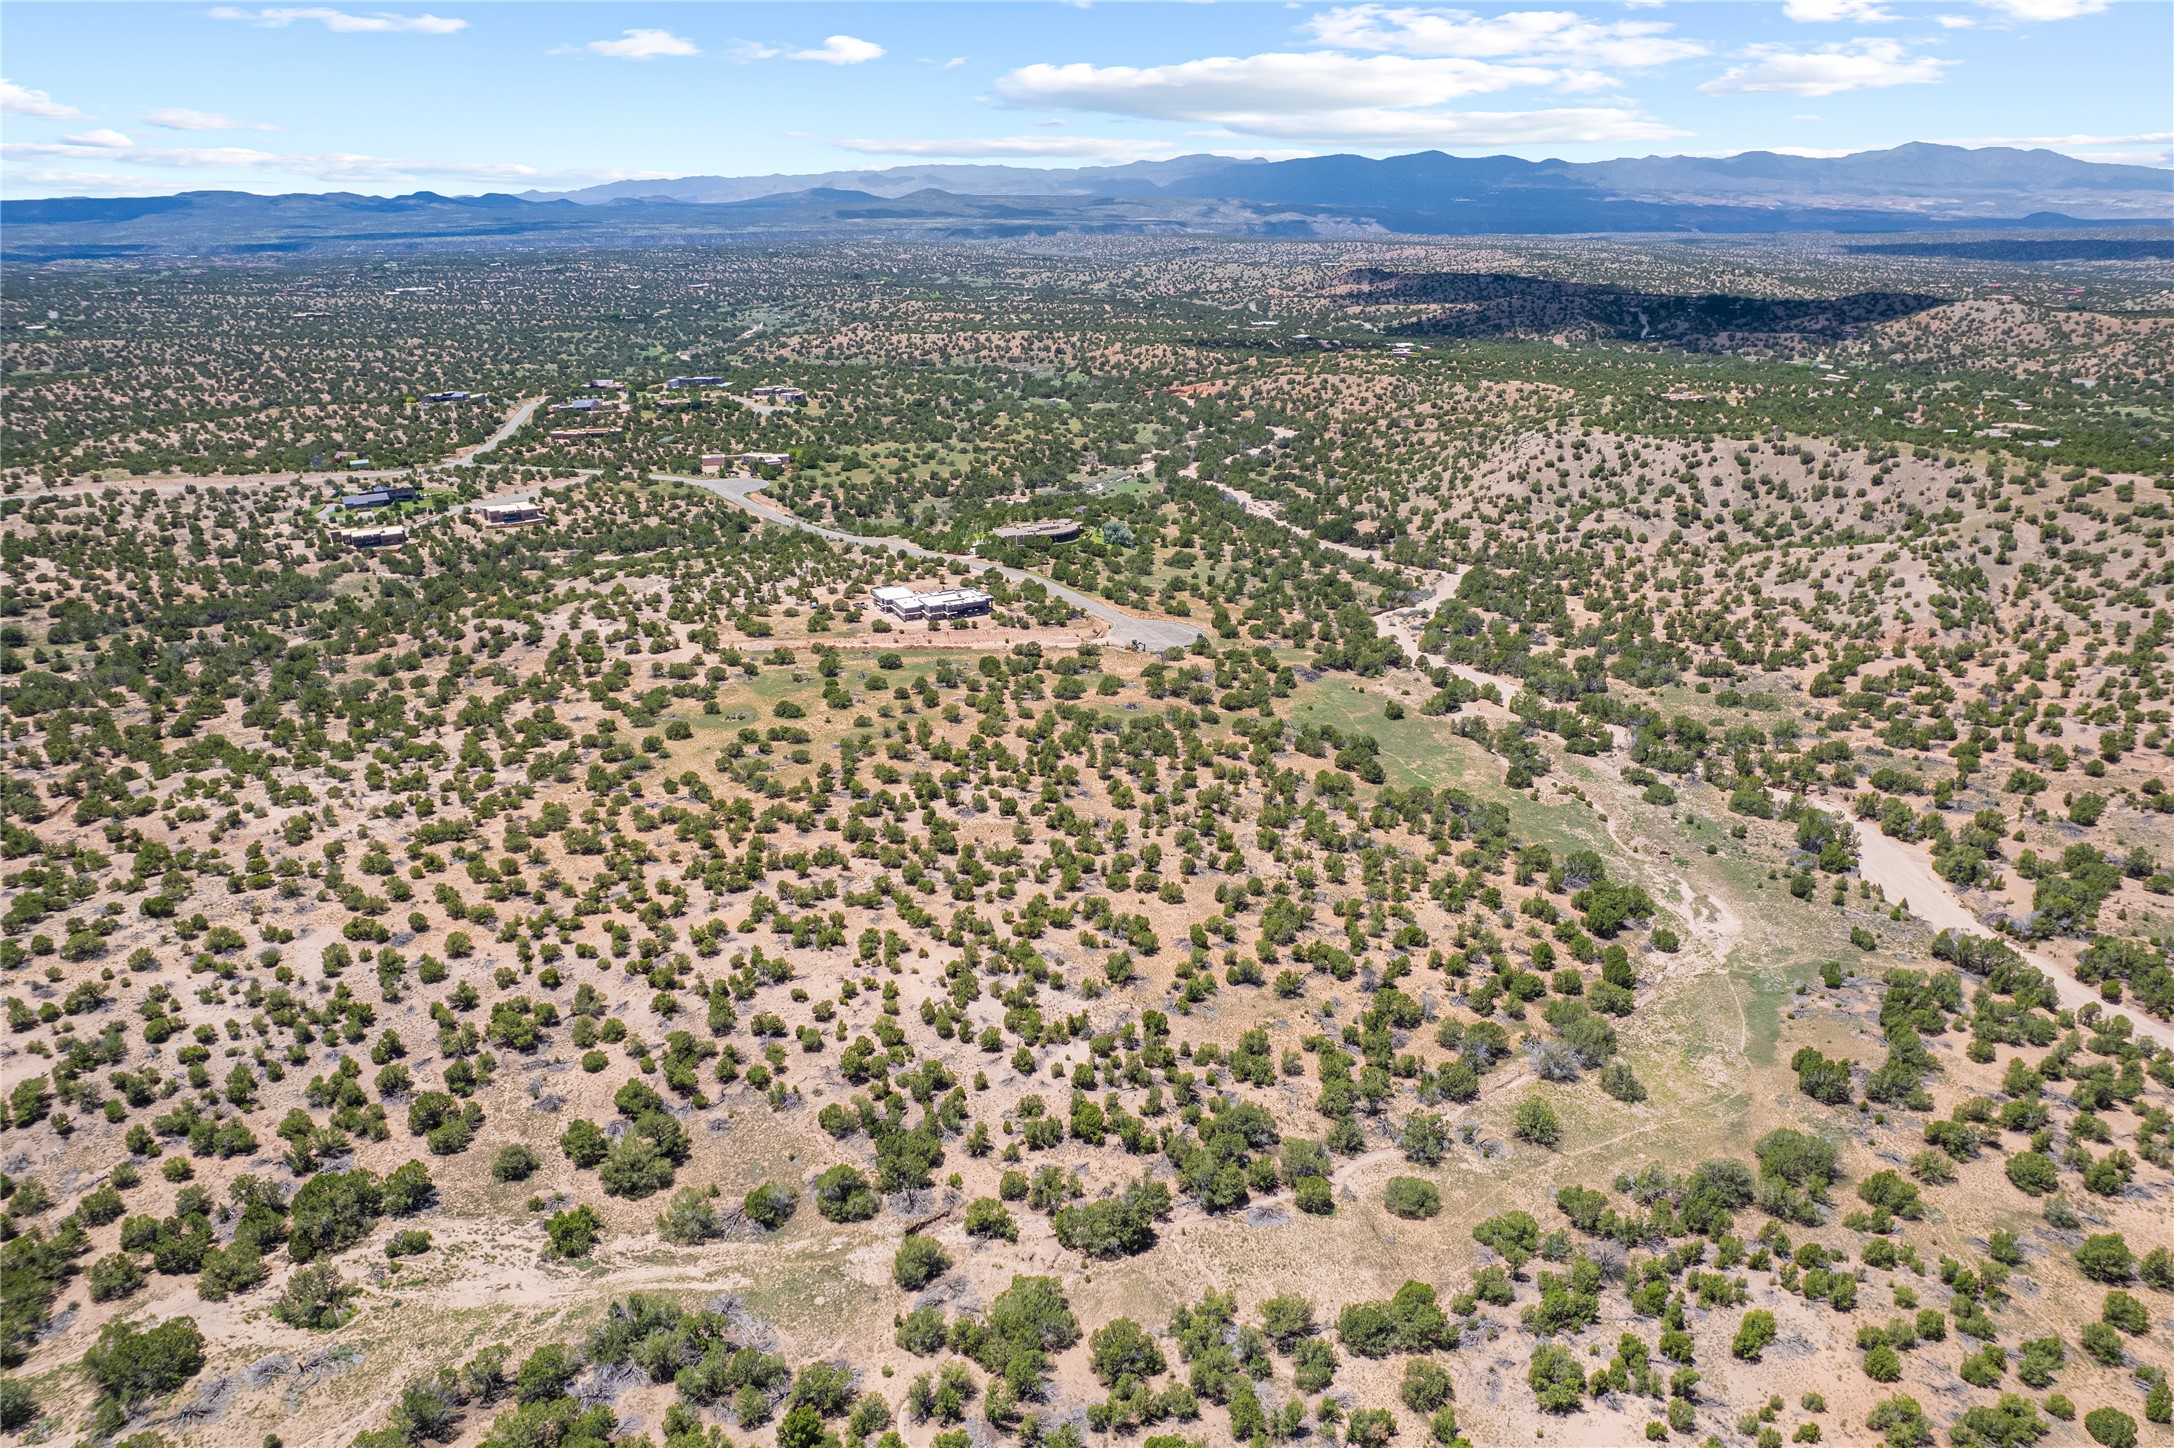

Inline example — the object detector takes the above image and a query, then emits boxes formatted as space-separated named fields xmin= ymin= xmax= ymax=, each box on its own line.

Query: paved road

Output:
xmin=444 ymin=396 xmax=543 ymax=466
xmin=655 ymin=472 xmax=1203 ymax=652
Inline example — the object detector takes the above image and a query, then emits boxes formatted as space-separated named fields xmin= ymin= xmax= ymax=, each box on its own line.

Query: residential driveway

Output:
xmin=660 ymin=472 xmax=1203 ymax=652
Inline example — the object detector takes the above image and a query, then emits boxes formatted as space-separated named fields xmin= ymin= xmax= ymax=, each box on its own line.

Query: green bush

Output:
xmin=964 ymin=1197 xmax=1018 ymax=1241
xmin=1383 ymin=1176 xmax=1441 ymax=1220
xmin=559 ymin=1119 xmax=608 ymax=1168
xmin=1863 ymin=1396 xmax=1934 ymax=1448
xmin=1294 ymin=1175 xmax=1335 ymax=1215
xmin=598 ymin=1135 xmax=676 ymax=1200
xmin=1513 ymin=1096 xmax=1564 ymax=1148
xmin=1952 ymin=1394 xmax=2045 ymax=1448
xmin=2005 ymin=1151 xmax=2060 ymax=1195
xmin=491 ymin=1144 xmax=540 ymax=1183
xmin=1599 ymin=1062 xmax=1647 ymax=1102
xmin=82 ymin=1316 xmax=205 ymax=1412
xmin=896 ymin=1306 xmax=948 ymax=1356
xmin=2081 ymin=1320 xmax=2126 ymax=1366
xmin=2084 ymin=1407 xmax=2137 ymax=1448
xmin=1732 ymin=1309 xmax=1777 ymax=1361
xmin=2076 ymin=1234 xmax=2133 ymax=1282
xmin=196 ymin=1243 xmax=268 ymax=1301
xmin=0 ymin=1377 xmax=34 ymax=1432
xmin=2102 ymin=1290 xmax=2149 ymax=1335
xmin=1052 ymin=1182 xmax=1169 ymax=1259
xmin=544 ymin=1205 xmax=604 ymax=1260
xmin=382 ymin=1160 xmax=434 ymax=1215
xmin=275 ymin=1262 xmax=353 ymax=1330
xmin=656 ymin=1186 xmax=721 ymax=1245
xmin=288 ymin=1168 xmax=383 ymax=1262
xmin=1088 ymin=1317 xmax=1166 ymax=1387
xmin=87 ymin=1253 xmax=145 ymax=1303
xmin=813 ymin=1165 xmax=878 ymax=1223
xmin=1527 ymin=1343 xmax=1584 ymax=1412
xmin=743 ymin=1182 xmax=798 ymax=1231
xmin=893 ymin=1235 xmax=952 ymax=1291
xmin=1400 ymin=1357 xmax=1454 ymax=1412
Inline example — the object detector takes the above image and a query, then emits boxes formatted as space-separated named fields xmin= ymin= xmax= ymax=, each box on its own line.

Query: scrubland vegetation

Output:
xmin=1 ymin=232 xmax=2169 ymax=1448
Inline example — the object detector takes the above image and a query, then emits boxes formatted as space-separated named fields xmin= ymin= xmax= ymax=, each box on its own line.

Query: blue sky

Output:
xmin=2 ymin=1 xmax=2167 ymax=196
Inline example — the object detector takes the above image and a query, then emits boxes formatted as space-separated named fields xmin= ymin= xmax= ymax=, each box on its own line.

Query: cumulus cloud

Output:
xmin=789 ymin=35 xmax=884 ymax=65
xmin=578 ymin=28 xmax=699 ymax=60
xmin=1975 ymin=0 xmax=2108 ymax=18
xmin=1699 ymin=39 xmax=1951 ymax=96
xmin=830 ymin=135 xmax=1181 ymax=159
xmin=1781 ymin=0 xmax=1896 ymax=20
xmin=145 ymin=107 xmax=277 ymax=131
xmin=993 ymin=51 xmax=1680 ymax=145
xmin=1300 ymin=6 xmax=1706 ymax=68
xmin=1 ymin=79 xmax=84 ymax=119
xmin=1004 ymin=53 xmax=1555 ymax=115
xmin=207 ymin=7 xmax=467 ymax=34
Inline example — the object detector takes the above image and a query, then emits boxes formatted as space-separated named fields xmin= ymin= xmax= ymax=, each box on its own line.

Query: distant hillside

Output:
xmin=535 ymin=154 xmax=1262 ymax=205
xmin=5 ymin=144 xmax=2166 ymax=261
xmin=542 ymin=144 xmax=2170 ymax=220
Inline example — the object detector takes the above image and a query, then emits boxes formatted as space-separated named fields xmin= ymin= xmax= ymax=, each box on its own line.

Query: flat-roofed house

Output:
xmin=870 ymin=585 xmax=993 ymax=622
xmin=338 ymin=525 xmax=407 ymax=549
xmin=992 ymin=518 xmax=1081 ymax=544
xmin=341 ymin=485 xmax=418 ymax=510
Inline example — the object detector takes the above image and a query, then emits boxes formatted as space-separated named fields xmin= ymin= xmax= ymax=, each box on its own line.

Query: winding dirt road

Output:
xmin=1226 ymin=476 xmax=2174 ymax=1052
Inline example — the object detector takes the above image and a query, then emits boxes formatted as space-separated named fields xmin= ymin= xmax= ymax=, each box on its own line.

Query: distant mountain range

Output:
xmin=6 ymin=144 xmax=2166 ymax=261
xmin=536 ymin=143 xmax=2169 ymax=218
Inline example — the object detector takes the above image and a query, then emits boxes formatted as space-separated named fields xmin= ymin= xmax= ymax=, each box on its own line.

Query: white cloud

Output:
xmin=1211 ymin=106 xmax=1678 ymax=145
xmin=1 ymin=130 xmax=660 ymax=189
xmin=993 ymin=51 xmax=1680 ymax=145
xmin=727 ymin=40 xmax=782 ymax=62
xmin=3 ymin=169 xmax=184 ymax=197
xmin=1781 ymin=0 xmax=1895 ymax=21
xmin=579 ymin=28 xmax=699 ymax=60
xmin=1975 ymin=0 xmax=2108 ymax=18
xmin=831 ymin=135 xmax=1182 ymax=159
xmin=1 ymin=79 xmax=84 ymax=119
xmin=1931 ymin=130 xmax=2171 ymax=164
xmin=1003 ymin=53 xmax=1557 ymax=116
xmin=207 ymin=7 xmax=467 ymax=34
xmin=1934 ymin=13 xmax=1978 ymax=25
xmin=789 ymin=35 xmax=884 ymax=65
xmin=145 ymin=107 xmax=276 ymax=132
xmin=1699 ymin=39 xmax=1951 ymax=96
xmin=1301 ymin=6 xmax=1706 ymax=68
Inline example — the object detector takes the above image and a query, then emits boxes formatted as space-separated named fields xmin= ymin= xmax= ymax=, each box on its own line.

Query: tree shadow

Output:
xmin=1346 ymin=269 xmax=1948 ymax=351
